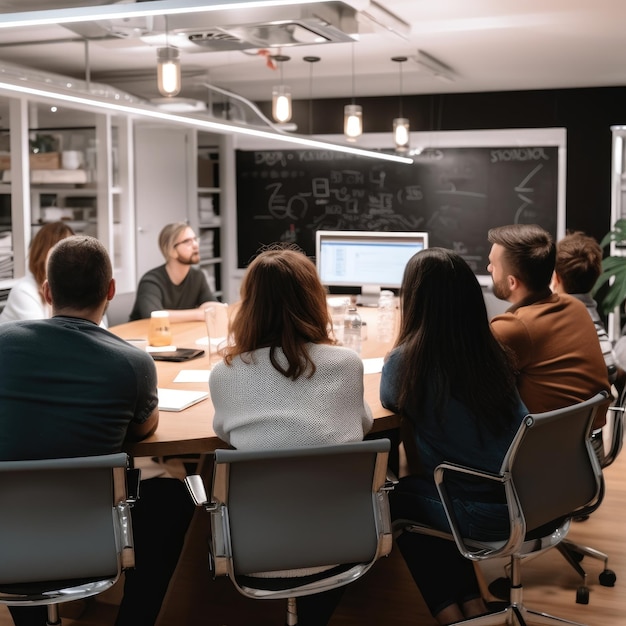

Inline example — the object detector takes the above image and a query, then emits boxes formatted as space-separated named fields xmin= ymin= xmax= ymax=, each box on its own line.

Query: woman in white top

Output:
xmin=210 ymin=245 xmax=372 ymax=448
xmin=209 ymin=244 xmax=373 ymax=626
xmin=0 ymin=221 xmax=74 ymax=323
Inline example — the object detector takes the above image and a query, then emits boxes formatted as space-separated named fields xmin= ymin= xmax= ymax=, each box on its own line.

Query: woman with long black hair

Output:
xmin=381 ymin=247 xmax=527 ymax=625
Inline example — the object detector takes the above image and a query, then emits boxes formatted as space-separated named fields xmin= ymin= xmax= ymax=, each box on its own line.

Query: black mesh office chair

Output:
xmin=185 ymin=439 xmax=394 ymax=626
xmin=395 ymin=391 xmax=608 ymax=626
xmin=552 ymin=385 xmax=624 ymax=602
xmin=0 ymin=453 xmax=136 ymax=626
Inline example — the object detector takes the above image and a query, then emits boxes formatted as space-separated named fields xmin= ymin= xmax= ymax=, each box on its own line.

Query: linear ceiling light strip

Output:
xmin=0 ymin=80 xmax=413 ymax=164
xmin=0 ymin=0 xmax=358 ymax=28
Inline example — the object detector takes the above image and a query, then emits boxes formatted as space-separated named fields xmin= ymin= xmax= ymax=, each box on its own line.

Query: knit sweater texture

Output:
xmin=210 ymin=343 xmax=373 ymax=449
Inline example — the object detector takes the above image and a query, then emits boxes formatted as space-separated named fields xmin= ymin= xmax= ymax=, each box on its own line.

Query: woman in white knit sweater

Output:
xmin=210 ymin=245 xmax=373 ymax=448
xmin=209 ymin=245 xmax=373 ymax=626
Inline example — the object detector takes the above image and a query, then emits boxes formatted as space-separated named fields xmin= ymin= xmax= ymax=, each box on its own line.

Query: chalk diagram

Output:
xmin=513 ymin=163 xmax=544 ymax=223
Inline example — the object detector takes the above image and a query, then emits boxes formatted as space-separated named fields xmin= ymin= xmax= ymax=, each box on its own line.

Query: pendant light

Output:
xmin=344 ymin=43 xmax=362 ymax=142
xmin=157 ymin=17 xmax=181 ymax=97
xmin=392 ymin=56 xmax=409 ymax=153
xmin=303 ymin=55 xmax=320 ymax=135
xmin=272 ymin=54 xmax=292 ymax=123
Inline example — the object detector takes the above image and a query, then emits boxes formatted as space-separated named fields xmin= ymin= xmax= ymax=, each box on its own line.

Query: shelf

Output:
xmin=198 ymin=187 xmax=220 ymax=194
xmin=200 ymin=257 xmax=222 ymax=266
xmin=3 ymin=170 xmax=89 ymax=185
xmin=30 ymin=186 xmax=97 ymax=195
xmin=199 ymin=220 xmax=221 ymax=228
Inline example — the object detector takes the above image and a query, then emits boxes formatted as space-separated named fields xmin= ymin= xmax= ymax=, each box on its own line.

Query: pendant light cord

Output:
xmin=398 ymin=61 xmax=403 ymax=117
xmin=392 ymin=56 xmax=408 ymax=118
xmin=304 ymin=56 xmax=320 ymax=135
xmin=351 ymin=43 xmax=356 ymax=105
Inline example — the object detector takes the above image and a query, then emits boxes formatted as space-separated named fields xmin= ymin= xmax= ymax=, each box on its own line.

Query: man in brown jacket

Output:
xmin=487 ymin=224 xmax=610 ymax=428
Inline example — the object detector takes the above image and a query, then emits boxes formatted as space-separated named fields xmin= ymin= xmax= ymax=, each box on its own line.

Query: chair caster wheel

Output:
xmin=599 ymin=569 xmax=616 ymax=587
xmin=576 ymin=586 xmax=589 ymax=604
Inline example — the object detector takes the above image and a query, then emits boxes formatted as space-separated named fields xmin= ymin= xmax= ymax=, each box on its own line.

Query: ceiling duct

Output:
xmin=48 ymin=1 xmax=408 ymax=55
xmin=62 ymin=2 xmax=362 ymax=53
xmin=160 ymin=2 xmax=360 ymax=50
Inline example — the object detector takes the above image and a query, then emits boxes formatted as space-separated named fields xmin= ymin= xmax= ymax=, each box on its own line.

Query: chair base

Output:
xmin=286 ymin=596 xmax=297 ymax=626
xmin=47 ymin=605 xmax=60 ymax=626
xmin=557 ymin=539 xmax=616 ymax=603
xmin=451 ymin=603 xmax=588 ymax=626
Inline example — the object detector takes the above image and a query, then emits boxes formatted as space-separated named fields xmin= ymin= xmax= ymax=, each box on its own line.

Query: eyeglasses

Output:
xmin=173 ymin=236 xmax=198 ymax=249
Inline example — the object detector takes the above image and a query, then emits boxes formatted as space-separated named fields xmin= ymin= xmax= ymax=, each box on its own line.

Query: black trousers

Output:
xmin=9 ymin=477 xmax=195 ymax=626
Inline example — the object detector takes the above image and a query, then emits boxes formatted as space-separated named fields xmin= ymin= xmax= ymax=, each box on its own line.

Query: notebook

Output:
xmin=157 ymin=388 xmax=209 ymax=412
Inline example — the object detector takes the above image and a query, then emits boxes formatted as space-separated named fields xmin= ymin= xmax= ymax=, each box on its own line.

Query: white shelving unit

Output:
xmin=608 ymin=125 xmax=626 ymax=341
xmin=0 ymin=96 xmax=135 ymax=305
xmin=197 ymin=153 xmax=221 ymax=297
xmin=191 ymin=132 xmax=226 ymax=300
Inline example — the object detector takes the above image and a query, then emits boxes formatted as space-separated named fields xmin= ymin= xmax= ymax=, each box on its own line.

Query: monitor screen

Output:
xmin=315 ymin=230 xmax=429 ymax=291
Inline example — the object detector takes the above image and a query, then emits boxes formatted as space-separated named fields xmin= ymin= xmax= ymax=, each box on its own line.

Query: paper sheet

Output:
xmin=362 ymin=357 xmax=384 ymax=375
xmin=173 ymin=370 xmax=211 ymax=383
xmin=157 ymin=388 xmax=209 ymax=412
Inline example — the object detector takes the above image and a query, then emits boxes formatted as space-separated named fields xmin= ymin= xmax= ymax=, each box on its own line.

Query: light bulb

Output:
xmin=157 ymin=47 xmax=181 ymax=97
xmin=344 ymin=104 xmax=363 ymax=142
xmin=272 ymin=85 xmax=292 ymax=123
xmin=393 ymin=117 xmax=410 ymax=152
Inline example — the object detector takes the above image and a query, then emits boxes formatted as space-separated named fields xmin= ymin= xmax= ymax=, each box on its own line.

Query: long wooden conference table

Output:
xmin=110 ymin=305 xmax=399 ymax=459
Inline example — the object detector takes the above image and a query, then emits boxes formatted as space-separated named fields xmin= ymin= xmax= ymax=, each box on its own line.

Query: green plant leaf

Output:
xmin=594 ymin=220 xmax=626 ymax=313
xmin=600 ymin=218 xmax=626 ymax=248
xmin=594 ymin=255 xmax=626 ymax=313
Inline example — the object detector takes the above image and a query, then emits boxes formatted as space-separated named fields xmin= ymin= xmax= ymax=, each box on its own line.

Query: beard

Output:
xmin=177 ymin=250 xmax=201 ymax=265
xmin=492 ymin=276 xmax=511 ymax=301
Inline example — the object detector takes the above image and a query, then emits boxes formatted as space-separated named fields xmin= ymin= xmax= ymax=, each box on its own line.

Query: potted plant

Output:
xmin=594 ymin=218 xmax=626 ymax=314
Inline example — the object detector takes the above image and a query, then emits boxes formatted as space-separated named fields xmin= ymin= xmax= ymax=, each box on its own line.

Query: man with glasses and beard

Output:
xmin=129 ymin=222 xmax=217 ymax=322
xmin=487 ymin=223 xmax=610 ymax=430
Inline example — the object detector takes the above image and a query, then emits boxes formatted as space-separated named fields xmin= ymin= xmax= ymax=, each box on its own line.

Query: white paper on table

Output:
xmin=157 ymin=388 xmax=208 ymax=412
xmin=173 ymin=370 xmax=211 ymax=383
xmin=362 ymin=357 xmax=384 ymax=375
xmin=146 ymin=345 xmax=177 ymax=353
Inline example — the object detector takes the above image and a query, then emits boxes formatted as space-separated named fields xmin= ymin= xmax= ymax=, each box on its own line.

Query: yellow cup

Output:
xmin=148 ymin=310 xmax=172 ymax=347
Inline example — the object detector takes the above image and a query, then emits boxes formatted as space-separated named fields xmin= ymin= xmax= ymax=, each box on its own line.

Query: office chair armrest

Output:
xmin=115 ymin=500 xmax=136 ymax=569
xmin=126 ymin=467 xmax=141 ymax=504
xmin=184 ymin=474 xmax=219 ymax=511
xmin=184 ymin=474 xmax=231 ymax=576
xmin=606 ymin=405 xmax=625 ymax=414
xmin=433 ymin=461 xmax=524 ymax=561
xmin=435 ymin=460 xmax=503 ymax=484
xmin=384 ymin=469 xmax=399 ymax=491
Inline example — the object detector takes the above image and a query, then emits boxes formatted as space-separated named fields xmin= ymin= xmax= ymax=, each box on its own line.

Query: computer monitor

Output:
xmin=315 ymin=230 xmax=429 ymax=305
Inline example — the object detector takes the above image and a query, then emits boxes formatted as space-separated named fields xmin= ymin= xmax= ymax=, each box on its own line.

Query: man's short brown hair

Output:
xmin=47 ymin=236 xmax=112 ymax=310
xmin=488 ymin=224 xmax=555 ymax=292
xmin=555 ymin=231 xmax=602 ymax=294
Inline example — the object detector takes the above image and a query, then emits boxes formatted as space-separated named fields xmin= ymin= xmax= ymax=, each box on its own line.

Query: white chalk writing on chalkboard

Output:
xmin=237 ymin=147 xmax=558 ymax=273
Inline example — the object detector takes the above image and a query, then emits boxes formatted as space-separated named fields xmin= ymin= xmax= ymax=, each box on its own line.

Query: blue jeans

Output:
xmin=390 ymin=474 xmax=509 ymax=616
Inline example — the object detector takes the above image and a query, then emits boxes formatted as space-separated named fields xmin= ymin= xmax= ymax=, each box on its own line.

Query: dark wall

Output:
xmin=259 ymin=86 xmax=626 ymax=242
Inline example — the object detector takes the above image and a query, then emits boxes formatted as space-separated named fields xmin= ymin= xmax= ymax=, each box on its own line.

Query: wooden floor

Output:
xmin=2 ymin=449 xmax=624 ymax=626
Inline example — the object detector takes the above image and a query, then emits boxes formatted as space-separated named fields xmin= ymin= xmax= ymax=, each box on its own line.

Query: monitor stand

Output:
xmin=357 ymin=284 xmax=381 ymax=307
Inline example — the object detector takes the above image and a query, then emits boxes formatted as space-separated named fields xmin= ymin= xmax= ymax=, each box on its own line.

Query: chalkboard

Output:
xmin=236 ymin=145 xmax=559 ymax=274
